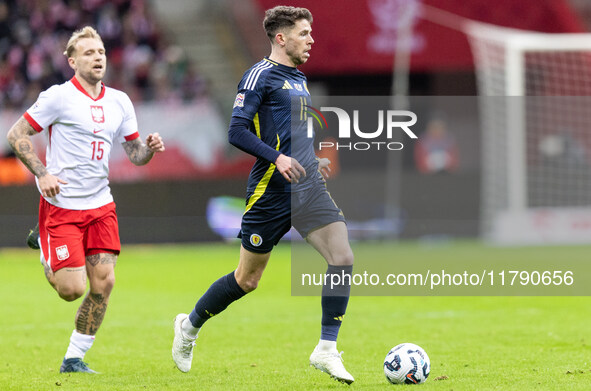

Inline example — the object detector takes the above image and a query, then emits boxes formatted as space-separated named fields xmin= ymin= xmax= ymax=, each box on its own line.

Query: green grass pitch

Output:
xmin=1 ymin=241 xmax=591 ymax=390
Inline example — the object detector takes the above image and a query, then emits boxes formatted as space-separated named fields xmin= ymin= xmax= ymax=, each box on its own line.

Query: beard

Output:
xmin=81 ymin=67 xmax=106 ymax=84
xmin=285 ymin=46 xmax=308 ymax=66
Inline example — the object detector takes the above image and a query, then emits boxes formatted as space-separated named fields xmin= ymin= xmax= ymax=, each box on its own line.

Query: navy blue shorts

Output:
xmin=239 ymin=180 xmax=346 ymax=253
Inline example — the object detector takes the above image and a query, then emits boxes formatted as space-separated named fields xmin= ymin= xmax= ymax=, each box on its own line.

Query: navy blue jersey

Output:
xmin=231 ymin=57 xmax=319 ymax=194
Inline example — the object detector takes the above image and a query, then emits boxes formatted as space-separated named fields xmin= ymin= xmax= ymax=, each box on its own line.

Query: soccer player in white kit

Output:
xmin=6 ymin=26 xmax=165 ymax=373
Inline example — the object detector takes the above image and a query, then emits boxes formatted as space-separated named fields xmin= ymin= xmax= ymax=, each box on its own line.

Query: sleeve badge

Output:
xmin=233 ymin=93 xmax=245 ymax=108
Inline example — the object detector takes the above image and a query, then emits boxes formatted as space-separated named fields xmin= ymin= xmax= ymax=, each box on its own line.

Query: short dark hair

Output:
xmin=263 ymin=6 xmax=313 ymax=41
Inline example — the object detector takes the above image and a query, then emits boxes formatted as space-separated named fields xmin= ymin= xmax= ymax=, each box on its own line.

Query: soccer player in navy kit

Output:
xmin=172 ymin=6 xmax=355 ymax=384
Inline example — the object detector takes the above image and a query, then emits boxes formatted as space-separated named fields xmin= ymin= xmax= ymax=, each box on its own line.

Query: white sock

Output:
xmin=64 ymin=330 xmax=95 ymax=359
xmin=181 ymin=318 xmax=199 ymax=339
xmin=316 ymin=339 xmax=337 ymax=352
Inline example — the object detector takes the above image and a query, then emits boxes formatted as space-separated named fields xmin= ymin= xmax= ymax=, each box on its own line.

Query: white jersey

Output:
xmin=25 ymin=76 xmax=139 ymax=210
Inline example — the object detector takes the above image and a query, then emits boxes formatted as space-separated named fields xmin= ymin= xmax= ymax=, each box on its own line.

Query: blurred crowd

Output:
xmin=0 ymin=0 xmax=209 ymax=109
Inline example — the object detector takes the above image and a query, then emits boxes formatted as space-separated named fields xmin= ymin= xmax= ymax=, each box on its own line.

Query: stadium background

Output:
xmin=4 ymin=3 xmax=591 ymax=389
xmin=0 ymin=0 xmax=589 ymax=246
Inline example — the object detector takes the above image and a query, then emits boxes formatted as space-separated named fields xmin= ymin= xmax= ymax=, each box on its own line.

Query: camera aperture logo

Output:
xmin=305 ymin=105 xmax=418 ymax=151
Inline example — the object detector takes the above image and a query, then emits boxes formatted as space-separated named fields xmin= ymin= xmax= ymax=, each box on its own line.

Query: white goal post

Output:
xmin=466 ymin=21 xmax=591 ymax=245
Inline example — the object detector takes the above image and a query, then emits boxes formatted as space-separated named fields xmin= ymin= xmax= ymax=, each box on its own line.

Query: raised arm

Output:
xmin=122 ymin=132 xmax=165 ymax=166
xmin=7 ymin=117 xmax=66 ymax=197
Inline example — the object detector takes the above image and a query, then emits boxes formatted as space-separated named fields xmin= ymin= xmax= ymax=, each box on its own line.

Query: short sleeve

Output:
xmin=24 ymin=85 xmax=62 ymax=132
xmin=116 ymin=93 xmax=140 ymax=143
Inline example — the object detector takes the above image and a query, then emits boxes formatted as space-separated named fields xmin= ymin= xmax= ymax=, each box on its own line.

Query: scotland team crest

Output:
xmin=90 ymin=106 xmax=105 ymax=123
xmin=250 ymin=234 xmax=263 ymax=247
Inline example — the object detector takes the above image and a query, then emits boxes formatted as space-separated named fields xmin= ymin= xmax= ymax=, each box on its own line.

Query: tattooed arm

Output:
xmin=6 ymin=117 xmax=67 ymax=197
xmin=122 ymin=132 xmax=165 ymax=166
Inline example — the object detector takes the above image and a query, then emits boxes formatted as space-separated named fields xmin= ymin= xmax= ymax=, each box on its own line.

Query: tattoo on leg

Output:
xmin=42 ymin=262 xmax=56 ymax=288
xmin=75 ymin=292 xmax=108 ymax=335
xmin=42 ymin=262 xmax=52 ymax=280
xmin=87 ymin=254 xmax=100 ymax=267
xmin=86 ymin=253 xmax=117 ymax=267
xmin=101 ymin=254 xmax=117 ymax=265
xmin=77 ymin=253 xmax=116 ymax=335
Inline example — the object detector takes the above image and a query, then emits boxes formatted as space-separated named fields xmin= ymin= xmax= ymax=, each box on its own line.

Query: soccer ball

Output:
xmin=383 ymin=343 xmax=430 ymax=384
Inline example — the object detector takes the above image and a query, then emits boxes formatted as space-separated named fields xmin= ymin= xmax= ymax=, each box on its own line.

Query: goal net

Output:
xmin=466 ymin=21 xmax=591 ymax=245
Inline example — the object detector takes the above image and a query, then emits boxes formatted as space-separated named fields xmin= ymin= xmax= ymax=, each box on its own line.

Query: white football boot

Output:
xmin=172 ymin=313 xmax=196 ymax=372
xmin=309 ymin=345 xmax=355 ymax=384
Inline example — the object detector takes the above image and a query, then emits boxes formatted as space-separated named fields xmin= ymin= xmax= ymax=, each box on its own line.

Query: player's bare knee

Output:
xmin=59 ymin=292 xmax=82 ymax=302
xmin=341 ymin=250 xmax=354 ymax=266
xmin=101 ymin=273 xmax=115 ymax=295
xmin=57 ymin=285 xmax=85 ymax=302
xmin=105 ymin=273 xmax=115 ymax=293
xmin=90 ymin=272 xmax=115 ymax=296
xmin=329 ymin=250 xmax=354 ymax=266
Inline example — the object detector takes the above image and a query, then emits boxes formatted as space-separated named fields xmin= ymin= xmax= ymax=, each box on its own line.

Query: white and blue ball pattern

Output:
xmin=384 ymin=343 xmax=430 ymax=384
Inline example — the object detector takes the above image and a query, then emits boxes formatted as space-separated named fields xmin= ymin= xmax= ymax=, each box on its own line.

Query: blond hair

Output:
xmin=63 ymin=26 xmax=103 ymax=57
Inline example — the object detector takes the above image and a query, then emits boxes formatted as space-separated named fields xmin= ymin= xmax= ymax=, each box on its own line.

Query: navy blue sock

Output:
xmin=320 ymin=265 xmax=352 ymax=341
xmin=188 ymin=271 xmax=246 ymax=328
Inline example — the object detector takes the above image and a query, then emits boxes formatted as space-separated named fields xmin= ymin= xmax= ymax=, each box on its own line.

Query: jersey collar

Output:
xmin=264 ymin=56 xmax=299 ymax=72
xmin=70 ymin=76 xmax=106 ymax=101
